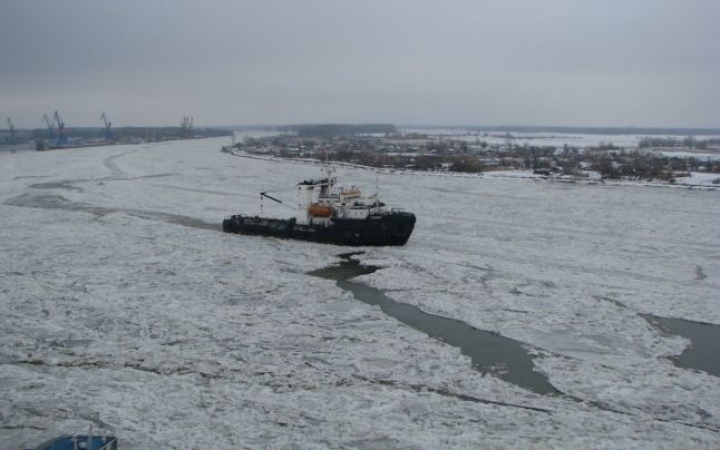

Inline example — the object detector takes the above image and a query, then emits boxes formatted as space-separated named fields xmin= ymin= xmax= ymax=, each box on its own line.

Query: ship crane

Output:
xmin=100 ymin=112 xmax=113 ymax=141
xmin=259 ymin=190 xmax=297 ymax=215
xmin=260 ymin=192 xmax=284 ymax=204
xmin=53 ymin=110 xmax=69 ymax=147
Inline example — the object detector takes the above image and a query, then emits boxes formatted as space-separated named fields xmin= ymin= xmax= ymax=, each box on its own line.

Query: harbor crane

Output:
xmin=43 ymin=114 xmax=56 ymax=138
xmin=53 ymin=110 xmax=69 ymax=147
xmin=101 ymin=112 xmax=113 ymax=141
xmin=6 ymin=118 xmax=15 ymax=143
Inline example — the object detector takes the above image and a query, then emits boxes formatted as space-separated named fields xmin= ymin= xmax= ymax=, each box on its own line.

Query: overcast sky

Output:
xmin=2 ymin=0 xmax=719 ymax=128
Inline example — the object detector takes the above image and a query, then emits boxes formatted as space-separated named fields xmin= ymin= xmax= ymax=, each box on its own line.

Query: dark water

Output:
xmin=5 ymin=193 xmax=218 ymax=231
xmin=642 ymin=314 xmax=720 ymax=377
xmin=309 ymin=253 xmax=559 ymax=395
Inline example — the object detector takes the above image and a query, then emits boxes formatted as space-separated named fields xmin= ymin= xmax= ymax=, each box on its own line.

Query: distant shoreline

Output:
xmin=399 ymin=125 xmax=720 ymax=136
xmin=219 ymin=124 xmax=720 ymax=136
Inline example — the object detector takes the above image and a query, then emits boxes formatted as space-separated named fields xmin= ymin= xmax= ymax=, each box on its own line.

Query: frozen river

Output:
xmin=1 ymin=138 xmax=719 ymax=448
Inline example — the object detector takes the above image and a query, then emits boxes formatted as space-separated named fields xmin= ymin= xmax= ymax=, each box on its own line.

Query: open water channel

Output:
xmin=310 ymin=252 xmax=720 ymax=397
xmin=309 ymin=253 xmax=560 ymax=395
xmin=642 ymin=314 xmax=720 ymax=377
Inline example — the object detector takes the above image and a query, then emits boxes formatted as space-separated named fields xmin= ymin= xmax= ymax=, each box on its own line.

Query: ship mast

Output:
xmin=323 ymin=147 xmax=334 ymax=190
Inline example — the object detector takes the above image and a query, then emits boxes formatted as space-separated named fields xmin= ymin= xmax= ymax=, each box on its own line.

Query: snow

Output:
xmin=475 ymin=168 xmax=720 ymax=188
xmin=400 ymin=128 xmax=720 ymax=150
xmin=674 ymin=172 xmax=720 ymax=186
xmin=1 ymin=138 xmax=719 ymax=448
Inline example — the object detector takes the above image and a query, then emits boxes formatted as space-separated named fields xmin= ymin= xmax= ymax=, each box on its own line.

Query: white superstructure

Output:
xmin=295 ymin=174 xmax=386 ymax=226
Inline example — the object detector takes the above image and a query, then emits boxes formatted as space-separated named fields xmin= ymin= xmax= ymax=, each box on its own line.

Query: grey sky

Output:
xmin=2 ymin=0 xmax=719 ymax=128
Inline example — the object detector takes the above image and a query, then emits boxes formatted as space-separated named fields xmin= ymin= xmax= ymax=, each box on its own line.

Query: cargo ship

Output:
xmin=223 ymin=169 xmax=415 ymax=246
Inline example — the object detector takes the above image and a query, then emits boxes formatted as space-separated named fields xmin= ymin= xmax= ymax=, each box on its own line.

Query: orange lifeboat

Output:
xmin=309 ymin=203 xmax=333 ymax=217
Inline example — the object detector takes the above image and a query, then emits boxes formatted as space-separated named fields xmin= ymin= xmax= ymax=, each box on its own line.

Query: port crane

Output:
xmin=6 ymin=118 xmax=15 ymax=143
xmin=42 ymin=114 xmax=56 ymax=139
xmin=101 ymin=112 xmax=113 ymax=141
xmin=53 ymin=111 xmax=69 ymax=147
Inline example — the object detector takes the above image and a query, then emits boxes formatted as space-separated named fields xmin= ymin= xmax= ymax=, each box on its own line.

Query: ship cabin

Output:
xmin=296 ymin=177 xmax=385 ymax=225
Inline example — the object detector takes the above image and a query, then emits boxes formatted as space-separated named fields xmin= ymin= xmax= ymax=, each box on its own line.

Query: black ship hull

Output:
xmin=223 ymin=212 xmax=416 ymax=246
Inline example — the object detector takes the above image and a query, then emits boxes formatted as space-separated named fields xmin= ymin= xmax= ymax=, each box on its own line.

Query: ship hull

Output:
xmin=223 ymin=212 xmax=416 ymax=246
